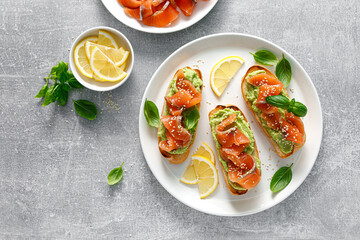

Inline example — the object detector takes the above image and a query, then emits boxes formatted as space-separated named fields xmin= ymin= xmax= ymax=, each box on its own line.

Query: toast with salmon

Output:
xmin=241 ymin=65 xmax=306 ymax=158
xmin=158 ymin=67 xmax=203 ymax=164
xmin=209 ymin=105 xmax=261 ymax=195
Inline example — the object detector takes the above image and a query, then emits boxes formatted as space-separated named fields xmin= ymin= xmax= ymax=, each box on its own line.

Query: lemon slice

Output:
xmin=98 ymin=30 xmax=119 ymax=49
xmin=210 ymin=56 xmax=245 ymax=97
xmin=90 ymin=47 xmax=127 ymax=82
xmin=180 ymin=163 xmax=198 ymax=185
xmin=73 ymin=36 xmax=98 ymax=78
xmin=192 ymin=142 xmax=215 ymax=164
xmin=85 ymin=41 xmax=129 ymax=67
xmin=192 ymin=155 xmax=218 ymax=199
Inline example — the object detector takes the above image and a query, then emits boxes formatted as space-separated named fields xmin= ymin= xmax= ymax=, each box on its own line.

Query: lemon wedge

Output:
xmin=73 ymin=36 xmax=98 ymax=78
xmin=180 ymin=163 xmax=198 ymax=185
xmin=90 ymin=47 xmax=127 ymax=82
xmin=98 ymin=30 xmax=119 ymax=49
xmin=85 ymin=41 xmax=129 ymax=67
xmin=192 ymin=155 xmax=218 ymax=199
xmin=193 ymin=142 xmax=215 ymax=164
xmin=210 ymin=56 xmax=245 ymax=97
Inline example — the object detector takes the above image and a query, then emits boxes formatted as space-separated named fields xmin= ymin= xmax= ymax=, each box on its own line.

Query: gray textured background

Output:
xmin=0 ymin=0 xmax=359 ymax=239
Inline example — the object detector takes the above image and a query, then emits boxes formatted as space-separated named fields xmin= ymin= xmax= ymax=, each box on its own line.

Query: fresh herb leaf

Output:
xmin=276 ymin=54 xmax=292 ymax=88
xmin=144 ymin=99 xmax=160 ymax=128
xmin=265 ymin=95 xmax=290 ymax=108
xmin=292 ymin=102 xmax=307 ymax=117
xmin=57 ymin=86 xmax=69 ymax=106
xmin=270 ymin=163 xmax=293 ymax=193
xmin=265 ymin=96 xmax=307 ymax=117
xmin=107 ymin=162 xmax=124 ymax=185
xmin=42 ymin=84 xmax=58 ymax=106
xmin=250 ymin=50 xmax=278 ymax=66
xmin=50 ymin=61 xmax=68 ymax=76
xmin=73 ymin=99 xmax=97 ymax=120
xmin=35 ymin=79 xmax=49 ymax=98
xmin=67 ymin=77 xmax=83 ymax=88
xmin=183 ymin=107 xmax=200 ymax=130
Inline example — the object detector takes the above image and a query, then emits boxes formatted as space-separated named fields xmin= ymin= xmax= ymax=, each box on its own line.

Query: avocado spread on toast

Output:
xmin=245 ymin=70 xmax=294 ymax=154
xmin=158 ymin=68 xmax=203 ymax=155
xmin=209 ymin=108 xmax=261 ymax=191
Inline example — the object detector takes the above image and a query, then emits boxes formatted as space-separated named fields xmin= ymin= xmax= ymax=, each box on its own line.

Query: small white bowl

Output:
xmin=69 ymin=26 xmax=134 ymax=92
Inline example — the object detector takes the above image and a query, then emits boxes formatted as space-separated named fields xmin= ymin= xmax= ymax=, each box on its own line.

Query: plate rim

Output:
xmin=138 ymin=33 xmax=323 ymax=216
xmin=101 ymin=0 xmax=219 ymax=34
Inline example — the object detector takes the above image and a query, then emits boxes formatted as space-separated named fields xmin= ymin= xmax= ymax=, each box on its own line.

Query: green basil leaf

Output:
xmin=107 ymin=162 xmax=124 ymax=185
xmin=292 ymin=102 xmax=307 ymax=117
xmin=42 ymin=84 xmax=59 ymax=106
xmin=73 ymin=99 xmax=97 ymax=120
xmin=265 ymin=95 xmax=290 ymax=108
xmin=250 ymin=50 xmax=278 ymax=66
xmin=270 ymin=163 xmax=293 ymax=193
xmin=58 ymin=71 xmax=68 ymax=84
xmin=184 ymin=107 xmax=200 ymax=130
xmin=50 ymin=61 xmax=68 ymax=76
xmin=276 ymin=54 xmax=292 ymax=88
xmin=67 ymin=77 xmax=83 ymax=88
xmin=35 ymin=79 xmax=49 ymax=98
xmin=57 ymin=85 xmax=69 ymax=106
xmin=144 ymin=99 xmax=160 ymax=128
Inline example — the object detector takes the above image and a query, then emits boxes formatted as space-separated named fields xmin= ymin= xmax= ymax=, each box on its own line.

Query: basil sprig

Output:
xmin=183 ymin=107 xmax=200 ymax=130
xmin=276 ymin=54 xmax=292 ymax=88
xmin=250 ymin=50 xmax=278 ymax=66
xmin=73 ymin=99 xmax=98 ymax=120
xmin=270 ymin=163 xmax=293 ymax=193
xmin=144 ymin=99 xmax=160 ymax=128
xmin=35 ymin=61 xmax=83 ymax=106
xmin=265 ymin=95 xmax=307 ymax=117
xmin=107 ymin=162 xmax=124 ymax=185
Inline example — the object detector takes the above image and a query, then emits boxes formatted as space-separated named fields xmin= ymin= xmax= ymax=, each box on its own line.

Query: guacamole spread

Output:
xmin=158 ymin=68 xmax=202 ymax=155
xmin=209 ymin=108 xmax=261 ymax=191
xmin=245 ymin=70 xmax=294 ymax=154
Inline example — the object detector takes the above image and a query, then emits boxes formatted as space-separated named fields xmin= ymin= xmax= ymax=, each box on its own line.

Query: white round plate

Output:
xmin=101 ymin=0 xmax=218 ymax=34
xmin=139 ymin=33 xmax=323 ymax=216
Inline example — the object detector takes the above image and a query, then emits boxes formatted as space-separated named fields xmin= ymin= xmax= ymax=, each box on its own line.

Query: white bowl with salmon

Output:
xmin=101 ymin=0 xmax=218 ymax=33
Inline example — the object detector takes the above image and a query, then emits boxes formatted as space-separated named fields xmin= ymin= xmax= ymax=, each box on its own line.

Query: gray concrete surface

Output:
xmin=0 ymin=0 xmax=359 ymax=239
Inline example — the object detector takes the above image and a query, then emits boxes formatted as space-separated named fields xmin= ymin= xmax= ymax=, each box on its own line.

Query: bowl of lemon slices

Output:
xmin=69 ymin=26 xmax=134 ymax=91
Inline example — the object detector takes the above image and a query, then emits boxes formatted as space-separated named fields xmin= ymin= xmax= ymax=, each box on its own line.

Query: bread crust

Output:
xmin=241 ymin=65 xmax=306 ymax=158
xmin=157 ymin=67 xmax=203 ymax=164
xmin=208 ymin=105 xmax=260 ymax=195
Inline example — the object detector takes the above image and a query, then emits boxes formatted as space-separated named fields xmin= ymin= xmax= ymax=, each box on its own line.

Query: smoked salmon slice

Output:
xmin=124 ymin=7 xmax=141 ymax=20
xmin=118 ymin=0 xmax=142 ymax=9
xmin=142 ymin=1 xmax=179 ymax=27
xmin=285 ymin=112 xmax=305 ymax=134
xmin=140 ymin=0 xmax=155 ymax=19
xmin=175 ymin=0 xmax=195 ymax=16
xmin=161 ymin=115 xmax=192 ymax=146
xmin=159 ymin=130 xmax=183 ymax=152
xmin=166 ymin=89 xmax=193 ymax=109
xmin=281 ymin=121 xmax=304 ymax=144
xmin=215 ymin=114 xmax=250 ymax=147
xmin=261 ymin=112 xmax=282 ymax=130
xmin=228 ymin=160 xmax=261 ymax=190
xmin=165 ymin=69 xmax=202 ymax=114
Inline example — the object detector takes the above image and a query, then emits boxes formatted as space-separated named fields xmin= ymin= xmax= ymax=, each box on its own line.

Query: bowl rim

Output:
xmin=69 ymin=26 xmax=134 ymax=92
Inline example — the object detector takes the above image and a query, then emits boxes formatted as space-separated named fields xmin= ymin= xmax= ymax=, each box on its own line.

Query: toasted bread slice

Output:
xmin=158 ymin=67 xmax=203 ymax=164
xmin=241 ymin=65 xmax=306 ymax=158
xmin=208 ymin=105 xmax=260 ymax=195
